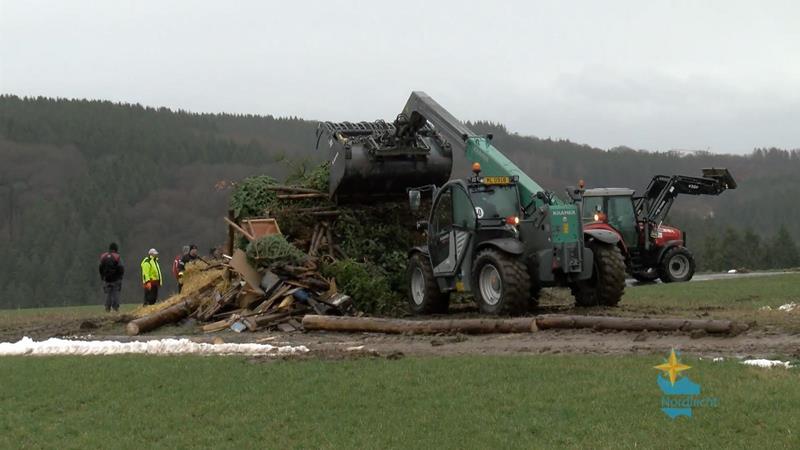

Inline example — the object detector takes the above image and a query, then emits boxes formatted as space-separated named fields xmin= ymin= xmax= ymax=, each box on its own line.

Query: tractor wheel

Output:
xmin=658 ymin=247 xmax=695 ymax=283
xmin=572 ymin=242 xmax=626 ymax=307
xmin=527 ymin=261 xmax=542 ymax=311
xmin=632 ymin=270 xmax=659 ymax=283
xmin=472 ymin=249 xmax=530 ymax=315
xmin=407 ymin=252 xmax=449 ymax=314
xmin=528 ymin=283 xmax=542 ymax=311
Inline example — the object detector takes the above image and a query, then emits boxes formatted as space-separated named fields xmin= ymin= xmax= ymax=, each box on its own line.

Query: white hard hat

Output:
xmin=148 ymin=248 xmax=159 ymax=255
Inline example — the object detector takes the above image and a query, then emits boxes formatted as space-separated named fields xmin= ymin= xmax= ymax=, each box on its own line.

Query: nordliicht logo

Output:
xmin=654 ymin=349 xmax=719 ymax=418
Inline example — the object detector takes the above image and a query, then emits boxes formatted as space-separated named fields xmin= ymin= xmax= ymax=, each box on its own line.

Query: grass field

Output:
xmin=0 ymin=354 xmax=797 ymax=449
xmin=1 ymin=275 xmax=798 ymax=448
xmin=619 ymin=273 xmax=800 ymax=331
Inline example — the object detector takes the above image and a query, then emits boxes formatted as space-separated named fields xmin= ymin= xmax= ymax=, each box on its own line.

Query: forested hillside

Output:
xmin=1 ymin=95 xmax=798 ymax=308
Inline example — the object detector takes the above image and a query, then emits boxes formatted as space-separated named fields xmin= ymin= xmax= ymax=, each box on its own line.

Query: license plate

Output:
xmin=483 ymin=176 xmax=511 ymax=185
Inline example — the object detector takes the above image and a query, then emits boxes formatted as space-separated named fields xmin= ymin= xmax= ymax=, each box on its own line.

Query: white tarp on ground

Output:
xmin=742 ymin=359 xmax=793 ymax=369
xmin=0 ymin=337 xmax=309 ymax=356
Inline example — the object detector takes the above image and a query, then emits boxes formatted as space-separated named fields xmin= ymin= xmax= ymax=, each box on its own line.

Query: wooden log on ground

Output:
xmin=534 ymin=315 xmax=743 ymax=334
xmin=127 ymin=290 xmax=210 ymax=336
xmin=301 ymin=314 xmax=744 ymax=335
xmin=301 ymin=315 xmax=536 ymax=334
xmin=277 ymin=193 xmax=328 ymax=200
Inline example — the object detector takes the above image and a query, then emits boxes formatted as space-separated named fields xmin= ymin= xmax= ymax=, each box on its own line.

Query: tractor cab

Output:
xmin=581 ymin=188 xmax=638 ymax=248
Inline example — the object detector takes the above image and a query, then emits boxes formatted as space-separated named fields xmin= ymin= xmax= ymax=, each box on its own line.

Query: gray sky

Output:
xmin=1 ymin=0 xmax=798 ymax=153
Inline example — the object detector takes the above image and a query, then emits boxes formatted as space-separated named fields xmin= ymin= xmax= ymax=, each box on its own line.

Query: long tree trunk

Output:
xmin=301 ymin=315 xmax=537 ymax=334
xmin=301 ymin=314 xmax=744 ymax=335
xmin=126 ymin=288 xmax=212 ymax=335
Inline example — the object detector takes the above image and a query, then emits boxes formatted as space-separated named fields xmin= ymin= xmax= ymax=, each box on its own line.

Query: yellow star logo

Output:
xmin=654 ymin=349 xmax=691 ymax=385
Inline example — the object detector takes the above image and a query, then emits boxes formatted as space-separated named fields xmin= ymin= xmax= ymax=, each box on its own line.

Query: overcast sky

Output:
xmin=1 ymin=0 xmax=798 ymax=153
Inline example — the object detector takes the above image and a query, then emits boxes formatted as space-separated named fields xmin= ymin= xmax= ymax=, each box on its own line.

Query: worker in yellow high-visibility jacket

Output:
xmin=140 ymin=248 xmax=162 ymax=306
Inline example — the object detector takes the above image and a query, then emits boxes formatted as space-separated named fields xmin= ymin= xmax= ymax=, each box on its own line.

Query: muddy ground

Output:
xmin=3 ymin=309 xmax=798 ymax=360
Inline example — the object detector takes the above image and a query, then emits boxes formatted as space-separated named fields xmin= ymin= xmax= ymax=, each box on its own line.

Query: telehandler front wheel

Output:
xmin=407 ymin=252 xmax=449 ymax=314
xmin=472 ymin=249 xmax=530 ymax=315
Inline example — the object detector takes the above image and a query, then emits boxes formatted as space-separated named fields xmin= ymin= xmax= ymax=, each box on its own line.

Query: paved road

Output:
xmin=627 ymin=270 xmax=796 ymax=287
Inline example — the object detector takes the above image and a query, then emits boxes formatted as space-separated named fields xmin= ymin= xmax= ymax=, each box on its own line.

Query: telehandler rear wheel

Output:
xmin=407 ymin=252 xmax=449 ymax=314
xmin=472 ymin=249 xmax=530 ymax=315
xmin=572 ymin=242 xmax=626 ymax=307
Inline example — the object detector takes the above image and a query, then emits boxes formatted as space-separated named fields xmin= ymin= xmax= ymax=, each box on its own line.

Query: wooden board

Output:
xmin=229 ymin=249 xmax=265 ymax=295
xmin=243 ymin=218 xmax=282 ymax=239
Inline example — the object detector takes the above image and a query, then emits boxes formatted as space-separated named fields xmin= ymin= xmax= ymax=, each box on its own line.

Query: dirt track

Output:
xmin=19 ymin=325 xmax=796 ymax=360
xmin=3 ymin=287 xmax=798 ymax=359
xmin=232 ymin=328 xmax=800 ymax=359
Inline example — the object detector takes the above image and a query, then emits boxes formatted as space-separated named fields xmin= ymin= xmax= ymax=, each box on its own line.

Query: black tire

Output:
xmin=632 ymin=270 xmax=659 ymax=283
xmin=528 ymin=261 xmax=542 ymax=311
xmin=572 ymin=242 xmax=626 ymax=307
xmin=658 ymin=247 xmax=695 ymax=283
xmin=528 ymin=283 xmax=542 ymax=311
xmin=407 ymin=252 xmax=449 ymax=314
xmin=471 ymin=248 xmax=530 ymax=315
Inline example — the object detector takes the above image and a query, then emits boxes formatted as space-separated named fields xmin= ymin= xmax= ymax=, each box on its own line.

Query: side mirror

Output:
xmin=408 ymin=190 xmax=421 ymax=211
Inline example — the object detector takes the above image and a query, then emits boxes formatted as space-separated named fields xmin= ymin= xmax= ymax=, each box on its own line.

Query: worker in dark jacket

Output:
xmin=177 ymin=244 xmax=199 ymax=290
xmin=98 ymin=242 xmax=125 ymax=312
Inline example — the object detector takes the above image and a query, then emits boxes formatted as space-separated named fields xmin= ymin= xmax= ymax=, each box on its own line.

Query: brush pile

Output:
xmin=127 ymin=240 xmax=356 ymax=335
xmin=126 ymin=163 xmax=416 ymax=335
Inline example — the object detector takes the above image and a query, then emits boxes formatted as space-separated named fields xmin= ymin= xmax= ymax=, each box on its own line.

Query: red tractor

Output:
xmin=581 ymin=168 xmax=736 ymax=283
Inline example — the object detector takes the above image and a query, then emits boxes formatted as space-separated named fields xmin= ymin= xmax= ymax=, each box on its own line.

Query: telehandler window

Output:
xmin=432 ymin=188 xmax=453 ymax=233
xmin=452 ymin=186 xmax=476 ymax=229
xmin=469 ymin=184 xmax=520 ymax=219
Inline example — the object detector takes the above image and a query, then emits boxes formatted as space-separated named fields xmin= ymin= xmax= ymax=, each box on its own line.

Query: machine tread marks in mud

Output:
xmin=572 ymin=242 xmax=626 ymax=306
xmin=408 ymin=252 xmax=450 ymax=314
xmin=471 ymin=248 xmax=531 ymax=315
xmin=658 ymin=246 xmax=696 ymax=283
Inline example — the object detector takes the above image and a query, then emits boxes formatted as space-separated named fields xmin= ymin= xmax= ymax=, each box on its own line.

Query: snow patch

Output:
xmin=759 ymin=303 xmax=797 ymax=312
xmin=742 ymin=359 xmax=793 ymax=369
xmin=0 ymin=337 xmax=309 ymax=356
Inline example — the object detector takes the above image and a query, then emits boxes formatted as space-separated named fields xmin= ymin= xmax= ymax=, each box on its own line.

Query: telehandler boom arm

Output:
xmin=397 ymin=92 xmax=547 ymax=208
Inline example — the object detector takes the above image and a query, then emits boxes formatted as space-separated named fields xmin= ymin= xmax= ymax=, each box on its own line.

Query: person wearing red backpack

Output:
xmin=173 ymin=245 xmax=189 ymax=293
xmin=98 ymin=242 xmax=125 ymax=312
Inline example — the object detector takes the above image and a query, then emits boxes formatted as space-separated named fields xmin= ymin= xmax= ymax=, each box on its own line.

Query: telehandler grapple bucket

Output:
xmin=316 ymin=120 xmax=452 ymax=202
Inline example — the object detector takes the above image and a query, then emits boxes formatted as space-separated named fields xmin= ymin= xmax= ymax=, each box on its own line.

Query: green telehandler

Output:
xmin=318 ymin=92 xmax=627 ymax=314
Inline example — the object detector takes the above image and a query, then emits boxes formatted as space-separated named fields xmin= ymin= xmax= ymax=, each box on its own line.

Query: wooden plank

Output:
xmin=277 ymin=193 xmax=328 ymax=200
xmin=201 ymin=318 xmax=234 ymax=333
xmin=265 ymin=185 xmax=325 ymax=194
xmin=277 ymin=295 xmax=295 ymax=310
xmin=223 ymin=216 xmax=255 ymax=241
xmin=243 ymin=218 xmax=282 ymax=239
xmin=253 ymin=285 xmax=291 ymax=313
xmin=229 ymin=249 xmax=265 ymax=295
